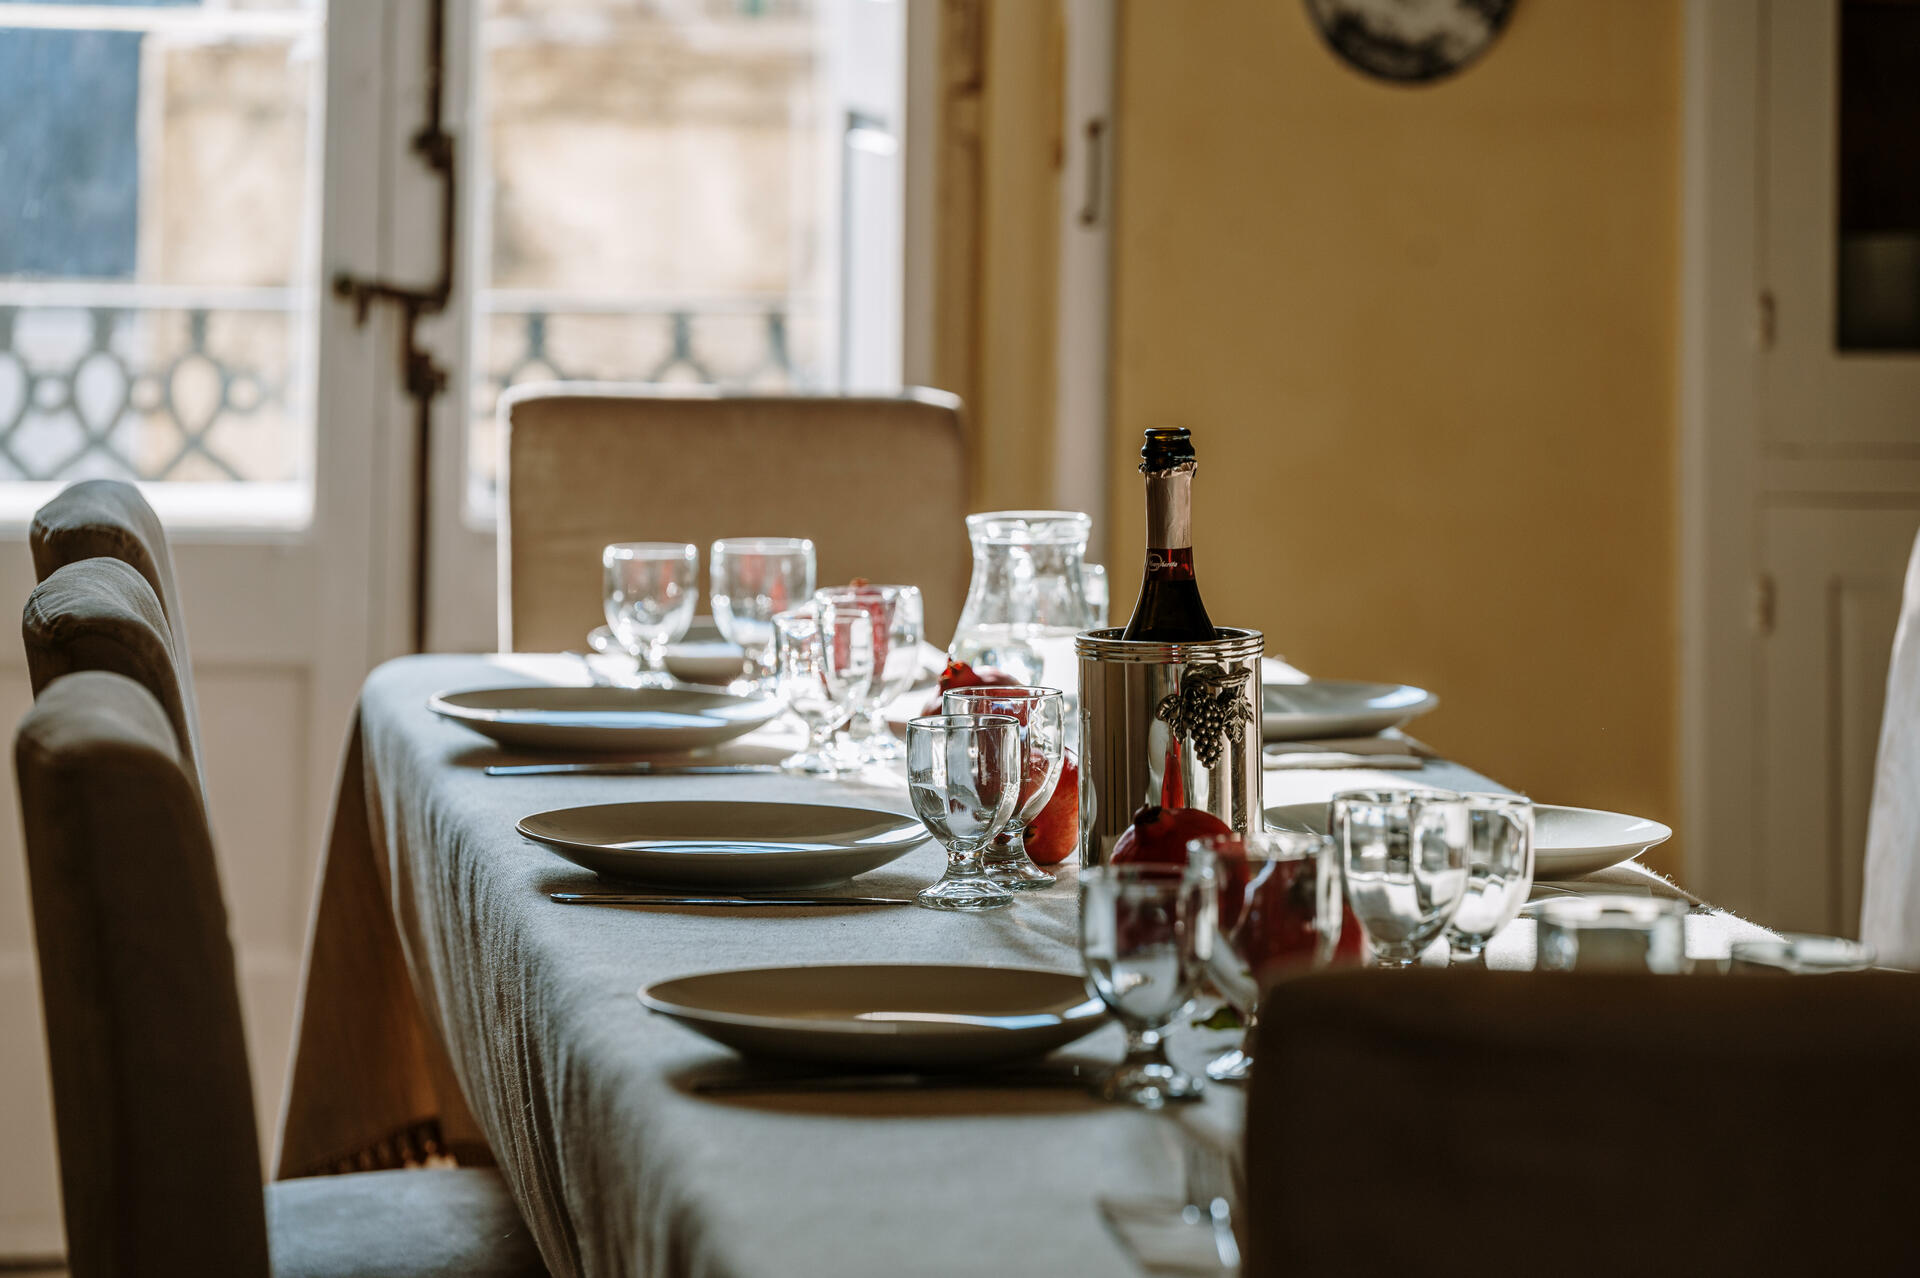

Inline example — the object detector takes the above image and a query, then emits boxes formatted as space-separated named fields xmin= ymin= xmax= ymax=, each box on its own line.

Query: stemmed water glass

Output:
xmin=904 ymin=713 xmax=1020 ymax=911
xmin=1079 ymin=853 xmax=1216 ymax=1107
xmin=712 ymin=538 xmax=816 ymax=693
xmin=814 ymin=584 xmax=925 ymax=763
xmin=771 ymin=605 xmax=872 ymax=774
xmin=1191 ymin=830 xmax=1342 ymax=1082
xmin=603 ymin=542 xmax=698 ymax=687
xmin=940 ymin=686 xmax=1064 ymax=889
xmin=1331 ymin=788 xmax=1470 ymax=968
xmin=1444 ymin=794 xmax=1535 ymax=965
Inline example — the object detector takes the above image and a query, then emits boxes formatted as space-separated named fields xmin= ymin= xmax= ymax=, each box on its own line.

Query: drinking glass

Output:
xmin=1444 ymin=794 xmax=1535 ymax=965
xmin=1331 ymin=788 xmax=1470 ymax=968
xmin=940 ymin=686 xmax=1065 ymax=890
xmin=1191 ymin=830 xmax=1341 ymax=1082
xmin=1080 ymin=853 xmax=1216 ymax=1107
xmin=772 ymin=606 xmax=872 ymax=774
xmin=603 ymin=542 xmax=698 ymax=687
xmin=1534 ymin=896 xmax=1690 ymax=973
xmin=815 ymin=584 xmax=924 ymax=763
xmin=1081 ymin=563 xmax=1109 ymax=629
xmin=904 ymin=713 xmax=1021 ymax=911
xmin=711 ymin=537 xmax=816 ymax=692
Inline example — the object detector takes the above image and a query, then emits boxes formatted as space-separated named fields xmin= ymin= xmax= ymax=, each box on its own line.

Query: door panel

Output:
xmin=1759 ymin=504 xmax=1920 ymax=935
xmin=0 ymin=0 xmax=402 ymax=1255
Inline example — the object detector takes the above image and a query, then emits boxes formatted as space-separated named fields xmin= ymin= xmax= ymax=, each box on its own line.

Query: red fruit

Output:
xmin=922 ymin=659 xmax=1023 ymax=714
xmin=1110 ymin=805 xmax=1233 ymax=867
xmin=1235 ymin=857 xmax=1336 ymax=986
xmin=1026 ymin=752 xmax=1079 ymax=865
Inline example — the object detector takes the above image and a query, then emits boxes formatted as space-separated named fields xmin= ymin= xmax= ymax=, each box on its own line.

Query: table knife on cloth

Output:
xmin=488 ymin=762 xmax=779 ymax=777
xmin=548 ymin=892 xmax=913 ymax=907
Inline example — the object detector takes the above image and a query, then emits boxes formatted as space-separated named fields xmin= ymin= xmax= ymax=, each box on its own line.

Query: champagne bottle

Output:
xmin=1120 ymin=427 xmax=1217 ymax=641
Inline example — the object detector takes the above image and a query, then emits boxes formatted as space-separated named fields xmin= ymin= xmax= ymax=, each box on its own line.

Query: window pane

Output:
xmin=0 ymin=2 xmax=323 ymax=486
xmin=471 ymin=0 xmax=871 ymax=514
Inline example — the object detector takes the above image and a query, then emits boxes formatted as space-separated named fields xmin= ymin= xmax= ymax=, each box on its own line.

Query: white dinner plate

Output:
xmin=639 ymin=964 xmax=1109 ymax=1068
xmin=429 ymin=685 xmax=780 ymax=753
xmin=1262 ymin=680 xmax=1438 ymax=741
xmin=518 ymin=800 xmax=930 ymax=889
xmin=1263 ymin=801 xmax=1672 ymax=880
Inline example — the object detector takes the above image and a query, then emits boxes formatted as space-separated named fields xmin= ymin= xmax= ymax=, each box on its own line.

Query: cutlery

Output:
xmin=548 ymin=892 xmax=914 ymax=907
xmin=690 ymin=1066 xmax=1093 ymax=1096
xmin=1262 ymin=750 xmax=1423 ymax=770
xmin=487 ymin=762 xmax=779 ymax=776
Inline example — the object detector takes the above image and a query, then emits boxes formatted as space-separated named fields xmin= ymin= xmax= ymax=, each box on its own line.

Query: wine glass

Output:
xmin=1534 ymin=896 xmax=1690 ymax=973
xmin=904 ymin=713 xmax=1020 ymax=911
xmin=1080 ymin=852 xmax=1216 ymax=1107
xmin=772 ymin=606 xmax=872 ymax=774
xmin=1190 ymin=830 xmax=1341 ymax=1082
xmin=1331 ymin=789 xmax=1470 ymax=968
xmin=814 ymin=584 xmax=924 ymax=763
xmin=940 ymin=686 xmax=1064 ymax=890
xmin=1444 ymin=794 xmax=1535 ymax=965
xmin=711 ymin=537 xmax=816 ymax=693
xmin=602 ymin=542 xmax=698 ymax=687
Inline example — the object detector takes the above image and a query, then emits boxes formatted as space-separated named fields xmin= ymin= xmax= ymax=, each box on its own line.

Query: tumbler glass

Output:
xmin=1444 ymin=794 xmax=1535 ymax=965
xmin=1191 ymin=830 xmax=1341 ymax=1082
xmin=711 ymin=537 xmax=816 ymax=692
xmin=941 ymin=686 xmax=1065 ymax=890
xmin=602 ymin=542 xmax=698 ymax=687
xmin=905 ymin=713 xmax=1021 ymax=911
xmin=1080 ymin=854 xmax=1216 ymax=1107
xmin=1331 ymin=789 xmax=1470 ymax=968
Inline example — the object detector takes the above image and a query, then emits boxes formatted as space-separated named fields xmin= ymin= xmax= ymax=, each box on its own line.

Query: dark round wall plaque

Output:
xmin=1303 ymin=0 xmax=1517 ymax=85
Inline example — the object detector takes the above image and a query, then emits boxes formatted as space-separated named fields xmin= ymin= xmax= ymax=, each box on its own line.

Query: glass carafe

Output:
xmin=949 ymin=511 xmax=1093 ymax=694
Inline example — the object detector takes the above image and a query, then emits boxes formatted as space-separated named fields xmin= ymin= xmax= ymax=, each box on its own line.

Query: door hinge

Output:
xmin=1758 ymin=288 xmax=1777 ymax=349
xmin=1753 ymin=572 xmax=1777 ymax=637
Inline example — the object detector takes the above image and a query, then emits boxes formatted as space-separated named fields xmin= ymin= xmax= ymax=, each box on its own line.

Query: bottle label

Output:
xmin=1143 ymin=466 xmax=1194 ymax=554
xmin=1144 ymin=548 xmax=1197 ymax=580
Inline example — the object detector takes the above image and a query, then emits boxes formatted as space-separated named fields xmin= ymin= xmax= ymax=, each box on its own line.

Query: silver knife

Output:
xmin=691 ymin=1066 xmax=1094 ymax=1096
xmin=488 ymin=762 xmax=779 ymax=777
xmin=548 ymin=892 xmax=913 ymax=907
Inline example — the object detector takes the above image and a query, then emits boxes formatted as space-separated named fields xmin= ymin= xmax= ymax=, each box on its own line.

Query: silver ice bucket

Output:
xmin=1075 ymin=627 xmax=1265 ymax=866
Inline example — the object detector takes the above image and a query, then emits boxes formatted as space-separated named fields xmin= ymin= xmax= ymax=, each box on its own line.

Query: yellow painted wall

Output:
xmin=1109 ymin=0 xmax=1682 ymax=864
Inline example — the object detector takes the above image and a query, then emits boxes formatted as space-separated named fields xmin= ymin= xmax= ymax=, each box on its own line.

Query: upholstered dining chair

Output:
xmin=23 ymin=556 xmax=203 ymax=800
xmin=498 ymin=383 xmax=971 ymax=652
xmin=1243 ymin=969 xmax=1920 ymax=1278
xmin=1862 ymin=525 xmax=1920 ymax=968
xmin=15 ymin=669 xmax=547 ymax=1278
xmin=30 ymin=478 xmax=202 ymax=766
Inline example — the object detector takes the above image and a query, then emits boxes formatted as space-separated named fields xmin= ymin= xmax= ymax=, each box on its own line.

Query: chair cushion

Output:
xmin=30 ymin=478 xmax=202 ymax=759
xmin=22 ymin=556 xmax=202 ymax=797
xmin=267 ymin=1168 xmax=546 ymax=1278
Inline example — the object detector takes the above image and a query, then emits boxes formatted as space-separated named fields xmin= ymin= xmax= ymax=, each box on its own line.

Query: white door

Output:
xmin=0 ymin=1 xmax=416 ymax=1254
xmin=1686 ymin=0 xmax=1920 ymax=935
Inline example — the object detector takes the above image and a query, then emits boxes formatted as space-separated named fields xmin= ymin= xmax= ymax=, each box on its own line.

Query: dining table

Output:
xmin=276 ymin=651 xmax=1775 ymax=1277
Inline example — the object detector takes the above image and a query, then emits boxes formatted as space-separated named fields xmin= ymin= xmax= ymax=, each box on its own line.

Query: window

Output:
xmin=0 ymin=1 xmax=324 ymax=497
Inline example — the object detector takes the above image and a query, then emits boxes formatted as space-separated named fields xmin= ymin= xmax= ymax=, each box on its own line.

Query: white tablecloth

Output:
xmin=278 ymin=654 xmax=1771 ymax=1277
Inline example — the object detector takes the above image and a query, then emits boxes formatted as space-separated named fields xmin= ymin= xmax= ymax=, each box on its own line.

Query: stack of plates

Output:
xmin=1261 ymin=680 xmax=1437 ymax=741
xmin=1263 ymin=801 xmax=1672 ymax=879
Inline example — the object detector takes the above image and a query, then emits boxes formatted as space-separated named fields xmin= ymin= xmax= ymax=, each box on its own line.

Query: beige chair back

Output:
xmin=30 ymin=479 xmax=201 ymax=757
xmin=499 ymin=384 xmax=971 ymax=652
xmin=1244 ymin=969 xmax=1920 ymax=1278
xmin=1863 ymin=525 xmax=1920 ymax=967
xmin=16 ymin=671 xmax=270 ymax=1278
xmin=23 ymin=557 xmax=204 ymax=799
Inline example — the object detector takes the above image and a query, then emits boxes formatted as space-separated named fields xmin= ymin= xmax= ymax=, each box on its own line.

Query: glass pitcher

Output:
xmin=949 ymin=510 xmax=1093 ymax=694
